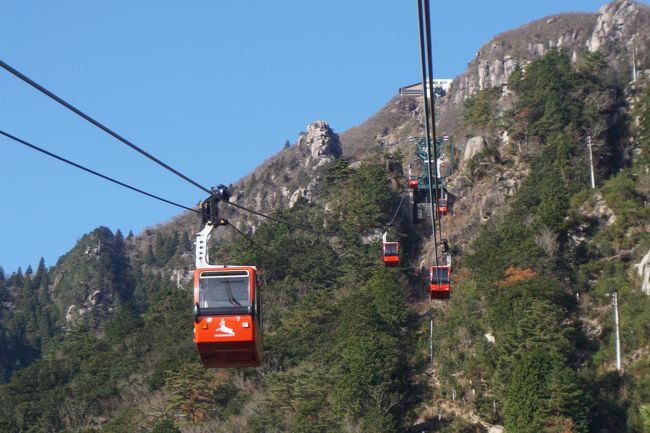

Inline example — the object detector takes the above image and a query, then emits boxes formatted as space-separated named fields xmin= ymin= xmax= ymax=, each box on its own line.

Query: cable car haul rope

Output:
xmin=415 ymin=0 xmax=452 ymax=300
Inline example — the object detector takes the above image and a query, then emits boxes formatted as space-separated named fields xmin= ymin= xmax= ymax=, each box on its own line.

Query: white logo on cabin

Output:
xmin=215 ymin=318 xmax=235 ymax=337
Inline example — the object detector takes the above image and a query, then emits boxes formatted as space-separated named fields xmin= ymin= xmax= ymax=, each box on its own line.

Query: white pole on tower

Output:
xmin=430 ymin=317 xmax=433 ymax=369
xmin=632 ymin=46 xmax=637 ymax=83
xmin=587 ymin=136 xmax=596 ymax=189
xmin=613 ymin=292 xmax=622 ymax=372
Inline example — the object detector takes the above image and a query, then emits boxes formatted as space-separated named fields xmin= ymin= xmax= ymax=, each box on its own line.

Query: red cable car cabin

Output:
xmin=408 ymin=177 xmax=419 ymax=189
xmin=193 ymin=266 xmax=262 ymax=368
xmin=437 ymin=197 xmax=448 ymax=216
xmin=429 ymin=265 xmax=451 ymax=299
xmin=383 ymin=242 xmax=400 ymax=267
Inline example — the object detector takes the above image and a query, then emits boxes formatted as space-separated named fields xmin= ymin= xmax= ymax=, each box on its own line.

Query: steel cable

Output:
xmin=0 ymin=59 xmax=212 ymax=195
xmin=0 ymin=128 xmax=200 ymax=214
xmin=417 ymin=0 xmax=442 ymax=288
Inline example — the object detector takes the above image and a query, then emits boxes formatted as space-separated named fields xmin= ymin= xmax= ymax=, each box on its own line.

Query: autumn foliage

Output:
xmin=498 ymin=266 xmax=538 ymax=286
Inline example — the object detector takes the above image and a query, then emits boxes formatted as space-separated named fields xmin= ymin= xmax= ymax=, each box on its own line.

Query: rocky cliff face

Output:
xmin=123 ymin=120 xmax=344 ymax=266
xmin=587 ymin=0 xmax=650 ymax=54
xmin=449 ymin=13 xmax=595 ymax=104
xmin=227 ymin=121 xmax=342 ymax=230
xmin=48 ymin=227 xmax=128 ymax=328
xmin=439 ymin=0 xmax=650 ymax=133
xmin=298 ymin=120 xmax=342 ymax=168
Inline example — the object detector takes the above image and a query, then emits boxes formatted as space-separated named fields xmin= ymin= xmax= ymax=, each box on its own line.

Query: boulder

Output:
xmin=480 ymin=192 xmax=506 ymax=221
xmin=464 ymin=136 xmax=486 ymax=160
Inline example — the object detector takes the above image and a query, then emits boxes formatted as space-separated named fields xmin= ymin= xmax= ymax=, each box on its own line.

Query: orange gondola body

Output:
xmin=383 ymin=242 xmax=400 ymax=267
xmin=193 ymin=266 xmax=262 ymax=368
xmin=429 ymin=265 xmax=451 ymax=299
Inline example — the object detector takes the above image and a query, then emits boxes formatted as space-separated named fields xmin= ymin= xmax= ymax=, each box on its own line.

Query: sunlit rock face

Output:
xmin=298 ymin=120 xmax=342 ymax=168
xmin=587 ymin=0 xmax=644 ymax=52
xmin=439 ymin=0 xmax=650 ymax=134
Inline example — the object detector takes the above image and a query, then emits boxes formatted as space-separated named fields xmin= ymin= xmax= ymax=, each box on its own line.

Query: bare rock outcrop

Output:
xmin=587 ymin=0 xmax=645 ymax=52
xmin=298 ymin=121 xmax=342 ymax=168
xmin=438 ymin=0 xmax=650 ymax=134
xmin=212 ymin=121 xmax=343 ymax=235
xmin=635 ymin=249 xmax=650 ymax=295
xmin=480 ymin=193 xmax=506 ymax=221
xmin=463 ymin=136 xmax=486 ymax=161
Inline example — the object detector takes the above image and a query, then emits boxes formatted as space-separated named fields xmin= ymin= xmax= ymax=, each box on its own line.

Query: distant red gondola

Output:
xmin=437 ymin=197 xmax=448 ymax=216
xmin=429 ymin=265 xmax=451 ymax=299
xmin=408 ymin=177 xmax=419 ymax=189
xmin=383 ymin=242 xmax=400 ymax=267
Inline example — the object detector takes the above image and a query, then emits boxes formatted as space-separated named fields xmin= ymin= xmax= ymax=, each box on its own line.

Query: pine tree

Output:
xmin=504 ymin=348 xmax=552 ymax=433
xmin=32 ymin=258 xmax=47 ymax=287
xmin=464 ymin=86 xmax=501 ymax=140
xmin=9 ymin=268 xmax=23 ymax=286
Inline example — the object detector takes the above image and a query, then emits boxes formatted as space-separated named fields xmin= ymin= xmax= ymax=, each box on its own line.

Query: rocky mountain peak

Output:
xmin=439 ymin=0 xmax=650 ymax=134
xmin=588 ymin=0 xmax=646 ymax=51
xmin=298 ymin=120 xmax=342 ymax=167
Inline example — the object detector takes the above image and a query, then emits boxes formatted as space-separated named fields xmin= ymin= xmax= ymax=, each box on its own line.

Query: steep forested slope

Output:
xmin=429 ymin=50 xmax=650 ymax=432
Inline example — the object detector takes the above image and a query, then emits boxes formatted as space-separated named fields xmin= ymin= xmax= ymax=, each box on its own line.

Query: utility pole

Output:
xmin=447 ymin=136 xmax=453 ymax=175
xmin=632 ymin=47 xmax=638 ymax=83
xmin=612 ymin=292 xmax=622 ymax=372
xmin=587 ymin=136 xmax=596 ymax=189
xmin=430 ymin=317 xmax=434 ymax=369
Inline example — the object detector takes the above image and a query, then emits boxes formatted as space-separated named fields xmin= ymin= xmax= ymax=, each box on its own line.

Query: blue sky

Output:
xmin=0 ymin=0 xmax=631 ymax=273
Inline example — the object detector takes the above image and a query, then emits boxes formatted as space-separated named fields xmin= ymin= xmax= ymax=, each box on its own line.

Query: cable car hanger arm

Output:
xmin=196 ymin=186 xmax=280 ymax=266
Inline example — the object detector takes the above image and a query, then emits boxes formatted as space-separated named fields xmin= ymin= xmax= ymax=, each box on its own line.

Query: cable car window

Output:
xmin=384 ymin=243 xmax=399 ymax=255
xmin=199 ymin=272 xmax=250 ymax=308
xmin=430 ymin=268 xmax=450 ymax=283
